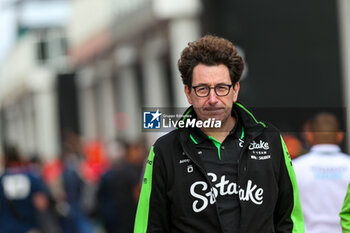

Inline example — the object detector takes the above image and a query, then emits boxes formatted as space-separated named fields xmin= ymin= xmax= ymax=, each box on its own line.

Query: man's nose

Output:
xmin=208 ymin=89 xmax=219 ymax=104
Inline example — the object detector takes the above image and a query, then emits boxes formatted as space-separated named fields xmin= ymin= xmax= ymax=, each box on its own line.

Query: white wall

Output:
xmin=338 ymin=0 xmax=350 ymax=150
xmin=68 ymin=0 xmax=113 ymax=47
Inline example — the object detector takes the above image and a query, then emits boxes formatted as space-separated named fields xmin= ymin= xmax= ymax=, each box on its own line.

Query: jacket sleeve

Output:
xmin=340 ymin=183 xmax=350 ymax=233
xmin=274 ymin=136 xmax=304 ymax=233
xmin=134 ymin=146 xmax=170 ymax=233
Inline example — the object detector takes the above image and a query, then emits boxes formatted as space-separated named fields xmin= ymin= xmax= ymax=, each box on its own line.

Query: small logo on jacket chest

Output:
xmin=248 ymin=140 xmax=271 ymax=160
xmin=248 ymin=140 xmax=269 ymax=150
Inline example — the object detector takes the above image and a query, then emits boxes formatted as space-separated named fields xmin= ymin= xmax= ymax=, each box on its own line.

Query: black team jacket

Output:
xmin=134 ymin=102 xmax=304 ymax=233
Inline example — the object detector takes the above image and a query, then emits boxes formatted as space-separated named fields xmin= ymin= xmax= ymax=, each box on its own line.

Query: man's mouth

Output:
xmin=203 ymin=107 xmax=224 ymax=113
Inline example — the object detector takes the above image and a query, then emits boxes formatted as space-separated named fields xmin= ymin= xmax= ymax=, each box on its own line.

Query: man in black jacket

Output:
xmin=134 ymin=35 xmax=304 ymax=233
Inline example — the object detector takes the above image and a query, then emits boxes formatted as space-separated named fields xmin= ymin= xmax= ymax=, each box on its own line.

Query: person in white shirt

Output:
xmin=293 ymin=112 xmax=350 ymax=233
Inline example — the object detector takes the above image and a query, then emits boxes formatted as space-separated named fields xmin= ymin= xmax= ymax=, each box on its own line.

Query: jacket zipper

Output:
xmin=237 ymin=134 xmax=263 ymax=232
xmin=182 ymin=149 xmax=226 ymax=233
xmin=238 ymin=137 xmax=255 ymax=182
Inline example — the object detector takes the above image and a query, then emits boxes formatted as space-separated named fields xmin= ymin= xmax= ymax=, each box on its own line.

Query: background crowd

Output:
xmin=1 ymin=111 xmax=350 ymax=233
xmin=0 ymin=134 xmax=147 ymax=233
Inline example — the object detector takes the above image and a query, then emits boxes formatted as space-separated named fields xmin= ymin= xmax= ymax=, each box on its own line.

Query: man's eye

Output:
xmin=197 ymin=87 xmax=207 ymax=92
xmin=217 ymin=86 xmax=228 ymax=91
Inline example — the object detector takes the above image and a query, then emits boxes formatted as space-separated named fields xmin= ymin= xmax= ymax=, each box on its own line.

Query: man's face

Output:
xmin=184 ymin=63 xmax=240 ymax=123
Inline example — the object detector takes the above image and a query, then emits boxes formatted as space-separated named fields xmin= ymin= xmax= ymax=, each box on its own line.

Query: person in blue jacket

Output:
xmin=0 ymin=145 xmax=49 ymax=233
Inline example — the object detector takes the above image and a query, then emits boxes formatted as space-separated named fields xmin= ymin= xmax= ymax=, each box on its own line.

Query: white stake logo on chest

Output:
xmin=248 ymin=140 xmax=269 ymax=150
xmin=190 ymin=173 xmax=264 ymax=213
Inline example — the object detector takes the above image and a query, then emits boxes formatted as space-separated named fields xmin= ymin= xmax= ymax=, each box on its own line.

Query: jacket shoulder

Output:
xmin=264 ymin=122 xmax=281 ymax=133
xmin=260 ymin=122 xmax=282 ymax=140
xmin=258 ymin=122 xmax=285 ymax=156
xmin=153 ymin=129 xmax=181 ymax=150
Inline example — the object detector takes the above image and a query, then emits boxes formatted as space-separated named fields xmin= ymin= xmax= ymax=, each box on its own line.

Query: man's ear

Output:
xmin=336 ymin=131 xmax=344 ymax=144
xmin=305 ymin=131 xmax=314 ymax=146
xmin=233 ymin=82 xmax=240 ymax=102
xmin=184 ymin=85 xmax=193 ymax=105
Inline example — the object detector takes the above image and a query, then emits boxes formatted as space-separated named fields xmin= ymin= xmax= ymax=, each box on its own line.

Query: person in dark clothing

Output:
xmin=98 ymin=140 xmax=146 ymax=233
xmin=134 ymin=35 xmax=304 ymax=233
xmin=44 ymin=130 xmax=93 ymax=233
xmin=0 ymin=145 xmax=49 ymax=233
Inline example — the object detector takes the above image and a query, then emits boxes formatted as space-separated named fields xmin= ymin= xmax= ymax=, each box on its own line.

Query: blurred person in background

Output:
xmin=134 ymin=35 xmax=304 ymax=233
xmin=28 ymin=153 xmax=44 ymax=177
xmin=97 ymin=138 xmax=126 ymax=233
xmin=0 ymin=145 xmax=49 ymax=233
xmin=98 ymin=139 xmax=146 ymax=233
xmin=300 ymin=119 xmax=312 ymax=151
xmin=27 ymin=154 xmax=61 ymax=233
xmin=43 ymin=129 xmax=93 ymax=233
xmin=293 ymin=112 xmax=350 ymax=233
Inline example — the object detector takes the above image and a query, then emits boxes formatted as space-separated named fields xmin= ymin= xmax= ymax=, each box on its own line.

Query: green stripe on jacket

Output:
xmin=280 ymin=136 xmax=305 ymax=233
xmin=340 ymin=183 xmax=350 ymax=233
xmin=134 ymin=146 xmax=155 ymax=233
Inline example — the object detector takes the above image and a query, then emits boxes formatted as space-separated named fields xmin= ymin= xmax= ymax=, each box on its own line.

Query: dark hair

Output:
xmin=178 ymin=35 xmax=244 ymax=87
xmin=3 ymin=145 xmax=21 ymax=167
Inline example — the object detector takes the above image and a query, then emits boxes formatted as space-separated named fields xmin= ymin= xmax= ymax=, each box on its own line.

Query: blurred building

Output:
xmin=0 ymin=0 xmax=202 ymax=160
xmin=68 ymin=0 xmax=201 ymax=145
xmin=0 ymin=0 xmax=70 ymax=161
xmin=2 ymin=0 xmax=350 ymax=160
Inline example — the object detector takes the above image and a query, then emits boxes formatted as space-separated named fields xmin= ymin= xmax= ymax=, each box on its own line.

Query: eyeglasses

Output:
xmin=191 ymin=84 xmax=233 ymax=97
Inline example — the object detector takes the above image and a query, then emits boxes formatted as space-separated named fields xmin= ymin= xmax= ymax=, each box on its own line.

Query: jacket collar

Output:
xmin=178 ymin=102 xmax=267 ymax=165
xmin=233 ymin=102 xmax=266 ymax=139
xmin=178 ymin=102 xmax=267 ymax=148
xmin=188 ymin=108 xmax=243 ymax=145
